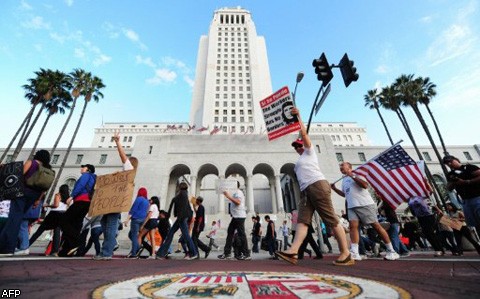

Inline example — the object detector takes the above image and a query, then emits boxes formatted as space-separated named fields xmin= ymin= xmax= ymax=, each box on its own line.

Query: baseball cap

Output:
xmin=291 ymin=138 xmax=304 ymax=147
xmin=81 ymin=164 xmax=95 ymax=173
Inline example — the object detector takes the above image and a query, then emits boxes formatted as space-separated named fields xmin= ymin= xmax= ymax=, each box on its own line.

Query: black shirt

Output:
xmin=252 ymin=222 xmax=261 ymax=236
xmin=194 ymin=205 xmax=205 ymax=232
xmin=448 ymin=164 xmax=480 ymax=200
xmin=168 ymin=190 xmax=193 ymax=219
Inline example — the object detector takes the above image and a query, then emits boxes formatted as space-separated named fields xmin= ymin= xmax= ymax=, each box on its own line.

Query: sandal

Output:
xmin=275 ymin=251 xmax=298 ymax=265
xmin=333 ymin=254 xmax=355 ymax=266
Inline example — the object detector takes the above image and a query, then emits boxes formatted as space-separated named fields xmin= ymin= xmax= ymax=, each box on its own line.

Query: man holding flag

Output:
xmin=331 ymin=162 xmax=400 ymax=261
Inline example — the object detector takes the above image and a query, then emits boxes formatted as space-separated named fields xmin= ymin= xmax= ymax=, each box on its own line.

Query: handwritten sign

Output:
xmin=259 ymin=86 xmax=301 ymax=141
xmin=0 ymin=161 xmax=25 ymax=200
xmin=439 ymin=215 xmax=463 ymax=231
xmin=88 ymin=170 xmax=136 ymax=217
xmin=216 ymin=179 xmax=238 ymax=194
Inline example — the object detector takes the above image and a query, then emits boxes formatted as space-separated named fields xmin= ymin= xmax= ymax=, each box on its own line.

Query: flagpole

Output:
xmin=331 ymin=139 xmax=404 ymax=184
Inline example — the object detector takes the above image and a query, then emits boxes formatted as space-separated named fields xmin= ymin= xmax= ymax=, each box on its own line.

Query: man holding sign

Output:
xmin=275 ymin=107 xmax=352 ymax=266
xmin=93 ymin=132 xmax=138 ymax=260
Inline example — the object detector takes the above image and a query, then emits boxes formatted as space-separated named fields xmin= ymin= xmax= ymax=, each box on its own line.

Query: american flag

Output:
xmin=210 ymin=126 xmax=222 ymax=135
xmin=353 ymin=144 xmax=430 ymax=209
xmin=196 ymin=126 xmax=209 ymax=132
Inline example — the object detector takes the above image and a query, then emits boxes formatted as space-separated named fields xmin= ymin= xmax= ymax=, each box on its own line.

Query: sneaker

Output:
xmin=217 ymin=253 xmax=231 ymax=260
xmin=14 ymin=249 xmax=30 ymax=256
xmin=434 ymin=251 xmax=445 ymax=257
xmin=400 ymin=252 xmax=410 ymax=257
xmin=373 ymin=243 xmax=380 ymax=256
xmin=243 ymin=255 xmax=252 ymax=261
xmin=67 ymin=247 xmax=78 ymax=257
xmin=147 ymin=256 xmax=156 ymax=259
xmin=384 ymin=251 xmax=400 ymax=261
xmin=185 ymin=254 xmax=198 ymax=260
xmin=93 ymin=255 xmax=112 ymax=261
xmin=113 ymin=243 xmax=120 ymax=252
xmin=351 ymin=252 xmax=362 ymax=261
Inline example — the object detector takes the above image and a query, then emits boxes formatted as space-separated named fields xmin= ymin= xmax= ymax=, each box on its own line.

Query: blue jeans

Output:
xmin=462 ymin=196 xmax=480 ymax=232
xmin=129 ymin=218 xmax=144 ymax=255
xmin=0 ymin=189 xmax=40 ymax=254
xmin=157 ymin=217 xmax=197 ymax=257
xmin=100 ymin=213 xmax=120 ymax=257
xmin=17 ymin=220 xmax=30 ymax=250
xmin=388 ymin=223 xmax=409 ymax=254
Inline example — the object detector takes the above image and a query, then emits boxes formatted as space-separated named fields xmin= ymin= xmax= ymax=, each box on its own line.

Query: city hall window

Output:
xmin=75 ymin=154 xmax=84 ymax=164
xmin=422 ymin=152 xmax=432 ymax=161
xmin=464 ymin=151 xmax=473 ymax=160
xmin=99 ymin=154 xmax=107 ymax=165
xmin=358 ymin=152 xmax=366 ymax=162
xmin=336 ymin=153 xmax=344 ymax=162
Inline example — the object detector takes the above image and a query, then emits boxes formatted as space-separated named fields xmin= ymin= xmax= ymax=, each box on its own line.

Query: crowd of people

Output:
xmin=1 ymin=107 xmax=480 ymax=265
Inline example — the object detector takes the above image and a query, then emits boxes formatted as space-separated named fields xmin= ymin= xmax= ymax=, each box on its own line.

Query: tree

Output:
xmin=416 ymin=76 xmax=448 ymax=155
xmin=50 ymin=69 xmax=85 ymax=156
xmin=364 ymin=88 xmax=394 ymax=145
xmin=0 ymin=69 xmax=51 ymax=163
xmin=47 ymin=72 xmax=105 ymax=200
xmin=393 ymin=74 xmax=449 ymax=177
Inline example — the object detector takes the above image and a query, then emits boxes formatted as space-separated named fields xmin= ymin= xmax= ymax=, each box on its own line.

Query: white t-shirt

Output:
xmin=149 ymin=204 xmax=159 ymax=219
xmin=208 ymin=225 xmax=217 ymax=239
xmin=123 ymin=159 xmax=134 ymax=171
xmin=294 ymin=147 xmax=325 ymax=191
xmin=230 ymin=189 xmax=247 ymax=218
xmin=341 ymin=175 xmax=375 ymax=208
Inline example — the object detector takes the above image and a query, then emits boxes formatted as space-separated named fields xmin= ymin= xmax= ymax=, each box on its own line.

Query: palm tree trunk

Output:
xmin=397 ymin=108 xmax=446 ymax=209
xmin=411 ymin=104 xmax=449 ymax=177
xmin=0 ymin=107 xmax=34 ymax=163
xmin=375 ymin=107 xmax=394 ymax=145
xmin=46 ymin=100 xmax=89 ymax=202
xmin=28 ymin=113 xmax=52 ymax=159
xmin=12 ymin=102 xmax=46 ymax=161
xmin=51 ymin=97 xmax=78 ymax=156
xmin=425 ymin=103 xmax=448 ymax=155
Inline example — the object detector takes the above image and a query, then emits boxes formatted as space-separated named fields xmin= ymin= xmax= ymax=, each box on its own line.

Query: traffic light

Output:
xmin=339 ymin=53 xmax=359 ymax=87
xmin=312 ymin=53 xmax=333 ymax=87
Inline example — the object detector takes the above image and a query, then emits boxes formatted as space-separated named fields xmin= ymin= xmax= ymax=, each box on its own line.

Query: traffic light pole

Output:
xmin=306 ymin=85 xmax=324 ymax=134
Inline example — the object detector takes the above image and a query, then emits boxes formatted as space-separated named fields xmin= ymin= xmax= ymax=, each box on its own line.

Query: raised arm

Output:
xmin=112 ymin=131 xmax=128 ymax=164
xmin=291 ymin=107 xmax=312 ymax=148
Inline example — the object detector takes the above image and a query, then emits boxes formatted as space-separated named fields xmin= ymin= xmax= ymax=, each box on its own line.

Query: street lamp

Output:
xmin=292 ymin=71 xmax=304 ymax=106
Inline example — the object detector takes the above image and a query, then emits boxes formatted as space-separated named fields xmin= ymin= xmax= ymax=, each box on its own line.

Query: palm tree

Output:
xmin=0 ymin=69 xmax=51 ymax=163
xmin=416 ymin=76 xmax=448 ymax=155
xmin=364 ymin=88 xmax=394 ymax=145
xmin=393 ymin=74 xmax=449 ymax=177
xmin=47 ymin=72 xmax=105 ymax=199
xmin=11 ymin=69 xmax=62 ymax=161
xmin=28 ymin=90 xmax=71 ymax=159
xmin=50 ymin=69 xmax=85 ymax=156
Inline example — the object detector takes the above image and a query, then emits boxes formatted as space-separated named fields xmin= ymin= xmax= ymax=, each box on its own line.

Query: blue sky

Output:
xmin=1 ymin=0 xmax=479 ymax=149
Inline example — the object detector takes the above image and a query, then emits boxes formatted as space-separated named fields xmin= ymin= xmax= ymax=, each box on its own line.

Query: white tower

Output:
xmin=190 ymin=7 xmax=273 ymax=134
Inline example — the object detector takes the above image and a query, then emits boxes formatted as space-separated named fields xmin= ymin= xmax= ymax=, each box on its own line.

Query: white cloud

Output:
xmin=20 ymin=0 xmax=33 ymax=10
xmin=22 ymin=16 xmax=50 ymax=30
xmin=419 ymin=15 xmax=433 ymax=24
xmin=426 ymin=24 xmax=475 ymax=66
xmin=103 ymin=22 xmax=120 ymax=39
xmin=93 ymin=54 xmax=112 ymax=66
xmin=123 ymin=28 xmax=147 ymax=50
xmin=183 ymin=75 xmax=195 ymax=88
xmin=64 ymin=0 xmax=74 ymax=7
xmin=74 ymin=48 xmax=85 ymax=59
xmin=135 ymin=55 xmax=156 ymax=68
xmin=375 ymin=65 xmax=388 ymax=74
xmin=163 ymin=56 xmax=190 ymax=73
xmin=146 ymin=68 xmax=177 ymax=85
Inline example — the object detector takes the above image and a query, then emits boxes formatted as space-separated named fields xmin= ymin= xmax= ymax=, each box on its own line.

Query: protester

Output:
xmin=156 ymin=182 xmax=197 ymax=260
xmin=251 ymin=216 xmax=261 ymax=253
xmin=331 ymin=162 xmax=399 ymax=261
xmin=192 ymin=196 xmax=210 ymax=259
xmin=379 ymin=202 xmax=409 ymax=256
xmin=264 ymin=215 xmax=277 ymax=258
xmin=29 ymin=184 xmax=69 ymax=256
xmin=279 ymin=220 xmax=291 ymax=250
xmin=275 ymin=107 xmax=351 ymax=266
xmin=0 ymin=150 xmax=51 ymax=256
xmin=320 ymin=222 xmax=333 ymax=254
xmin=137 ymin=196 xmax=159 ymax=259
xmin=218 ymin=180 xmax=251 ymax=260
xmin=123 ymin=188 xmax=149 ymax=258
xmin=443 ymin=155 xmax=480 ymax=233
xmin=94 ymin=132 xmax=138 ymax=260
xmin=207 ymin=220 xmax=220 ymax=251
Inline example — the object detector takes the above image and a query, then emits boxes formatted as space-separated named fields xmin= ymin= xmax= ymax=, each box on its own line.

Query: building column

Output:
xmin=246 ymin=175 xmax=255 ymax=214
xmin=270 ymin=179 xmax=277 ymax=214
xmin=275 ymin=175 xmax=284 ymax=213
xmin=218 ymin=175 xmax=225 ymax=214
xmin=160 ymin=175 xmax=172 ymax=210
xmin=190 ymin=175 xmax=197 ymax=196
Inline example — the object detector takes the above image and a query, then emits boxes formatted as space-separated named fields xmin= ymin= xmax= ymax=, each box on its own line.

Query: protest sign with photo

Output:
xmin=0 ymin=161 xmax=25 ymax=200
xmin=88 ymin=170 xmax=136 ymax=217
xmin=260 ymin=86 xmax=300 ymax=141
xmin=439 ymin=215 xmax=463 ymax=231
xmin=216 ymin=179 xmax=238 ymax=194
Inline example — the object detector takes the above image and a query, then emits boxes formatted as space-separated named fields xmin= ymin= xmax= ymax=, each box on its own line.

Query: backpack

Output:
xmin=25 ymin=164 xmax=55 ymax=191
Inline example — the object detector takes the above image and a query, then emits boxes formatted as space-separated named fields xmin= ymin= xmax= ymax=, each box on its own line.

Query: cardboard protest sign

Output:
xmin=260 ymin=86 xmax=301 ymax=141
xmin=88 ymin=170 xmax=136 ymax=217
xmin=216 ymin=179 xmax=238 ymax=194
xmin=0 ymin=161 xmax=25 ymax=200
xmin=439 ymin=215 xmax=463 ymax=231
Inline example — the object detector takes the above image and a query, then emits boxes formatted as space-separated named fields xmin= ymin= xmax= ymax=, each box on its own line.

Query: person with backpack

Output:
xmin=58 ymin=164 xmax=96 ymax=257
xmin=0 ymin=149 xmax=53 ymax=256
xmin=29 ymin=184 xmax=70 ymax=256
